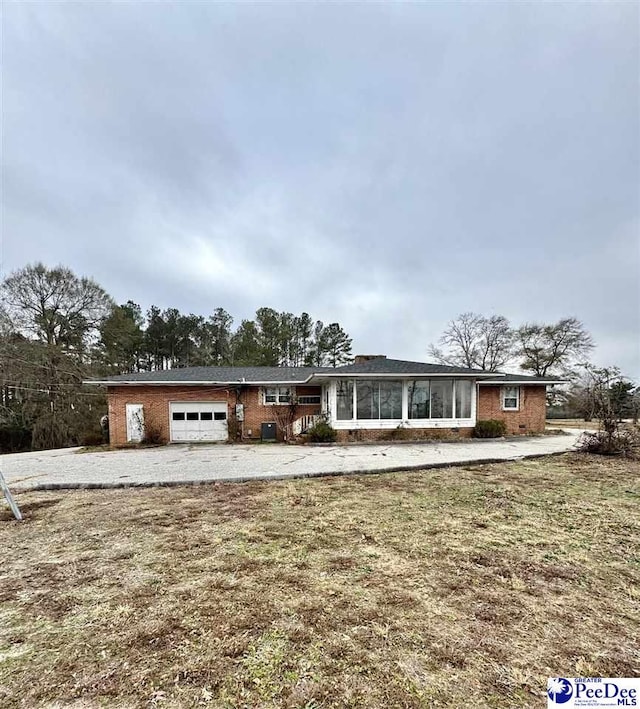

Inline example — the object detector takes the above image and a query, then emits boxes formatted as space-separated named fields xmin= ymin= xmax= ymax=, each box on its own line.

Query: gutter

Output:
xmin=83 ymin=379 xmax=317 ymax=387
xmin=479 ymin=380 xmax=566 ymax=385
xmin=309 ymin=372 xmax=500 ymax=380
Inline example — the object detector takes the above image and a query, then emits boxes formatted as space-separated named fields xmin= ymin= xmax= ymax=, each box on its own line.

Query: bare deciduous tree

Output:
xmin=575 ymin=365 xmax=640 ymax=455
xmin=516 ymin=317 xmax=594 ymax=377
xmin=428 ymin=313 xmax=513 ymax=371
xmin=271 ymin=400 xmax=299 ymax=443
xmin=568 ymin=364 xmax=638 ymax=422
xmin=1 ymin=264 xmax=112 ymax=450
xmin=2 ymin=263 xmax=113 ymax=350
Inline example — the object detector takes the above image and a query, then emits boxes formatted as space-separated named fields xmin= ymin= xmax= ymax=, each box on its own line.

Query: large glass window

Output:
xmin=335 ymin=379 xmax=473 ymax=421
xmin=356 ymin=380 xmax=376 ymax=419
xmin=455 ymin=380 xmax=472 ymax=418
xmin=356 ymin=380 xmax=402 ymax=419
xmin=379 ymin=381 xmax=403 ymax=419
xmin=430 ymin=380 xmax=453 ymax=418
xmin=408 ymin=381 xmax=430 ymax=419
xmin=336 ymin=380 xmax=354 ymax=420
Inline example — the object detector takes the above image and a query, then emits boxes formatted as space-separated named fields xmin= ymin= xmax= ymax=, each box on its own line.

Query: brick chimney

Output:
xmin=354 ymin=354 xmax=387 ymax=365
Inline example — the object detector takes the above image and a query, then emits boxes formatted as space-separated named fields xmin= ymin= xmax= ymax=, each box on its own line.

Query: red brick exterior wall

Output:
xmin=477 ymin=385 xmax=547 ymax=434
xmin=237 ymin=385 xmax=321 ymax=441
xmin=107 ymin=384 xmax=322 ymax=445
xmin=107 ymin=385 xmax=233 ymax=445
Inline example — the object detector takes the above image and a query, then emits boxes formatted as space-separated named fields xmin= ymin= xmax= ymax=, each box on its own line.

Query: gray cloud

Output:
xmin=2 ymin=1 xmax=639 ymax=377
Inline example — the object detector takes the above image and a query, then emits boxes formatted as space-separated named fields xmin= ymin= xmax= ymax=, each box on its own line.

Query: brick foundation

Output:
xmin=334 ymin=427 xmax=474 ymax=443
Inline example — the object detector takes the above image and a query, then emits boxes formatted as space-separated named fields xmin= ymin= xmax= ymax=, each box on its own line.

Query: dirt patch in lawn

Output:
xmin=1 ymin=453 xmax=639 ymax=708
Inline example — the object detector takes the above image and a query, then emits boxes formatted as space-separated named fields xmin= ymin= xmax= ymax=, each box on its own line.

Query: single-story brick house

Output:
xmin=87 ymin=355 xmax=562 ymax=445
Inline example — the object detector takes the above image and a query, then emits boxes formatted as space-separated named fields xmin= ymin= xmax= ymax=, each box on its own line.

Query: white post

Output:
xmin=0 ymin=469 xmax=23 ymax=521
xmin=402 ymin=380 xmax=409 ymax=421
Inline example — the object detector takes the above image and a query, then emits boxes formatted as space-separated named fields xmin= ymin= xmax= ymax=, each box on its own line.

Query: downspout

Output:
xmin=233 ymin=380 xmax=247 ymax=441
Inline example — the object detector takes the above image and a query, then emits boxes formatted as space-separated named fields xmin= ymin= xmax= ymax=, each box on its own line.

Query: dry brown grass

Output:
xmin=1 ymin=453 xmax=639 ymax=708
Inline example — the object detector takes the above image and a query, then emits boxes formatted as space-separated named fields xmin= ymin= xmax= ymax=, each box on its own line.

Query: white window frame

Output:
xmin=328 ymin=378 xmax=477 ymax=430
xmin=502 ymin=385 xmax=520 ymax=411
xmin=297 ymin=394 xmax=321 ymax=405
xmin=263 ymin=386 xmax=294 ymax=405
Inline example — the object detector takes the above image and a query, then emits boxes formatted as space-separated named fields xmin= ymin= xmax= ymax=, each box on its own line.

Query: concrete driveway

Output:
xmin=1 ymin=430 xmax=582 ymax=491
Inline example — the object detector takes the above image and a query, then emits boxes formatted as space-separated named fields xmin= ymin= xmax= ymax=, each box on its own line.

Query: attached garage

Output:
xmin=169 ymin=402 xmax=228 ymax=442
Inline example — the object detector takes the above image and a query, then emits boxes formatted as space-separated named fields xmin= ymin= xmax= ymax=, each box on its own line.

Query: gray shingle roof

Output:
xmin=89 ymin=366 xmax=333 ymax=385
xmin=480 ymin=372 xmax=565 ymax=384
xmin=85 ymin=361 xmax=563 ymax=386
xmin=329 ymin=358 xmax=491 ymax=376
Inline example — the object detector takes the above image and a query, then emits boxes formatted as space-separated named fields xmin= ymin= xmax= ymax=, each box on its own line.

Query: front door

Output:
xmin=126 ymin=404 xmax=144 ymax=442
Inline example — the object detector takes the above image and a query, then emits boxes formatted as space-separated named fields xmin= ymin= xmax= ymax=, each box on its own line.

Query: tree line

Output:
xmin=1 ymin=264 xmax=636 ymax=453
xmin=0 ymin=263 xmax=353 ymax=451
xmin=101 ymin=303 xmax=352 ymax=372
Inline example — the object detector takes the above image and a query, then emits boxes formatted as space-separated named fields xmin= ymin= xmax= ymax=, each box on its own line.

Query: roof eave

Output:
xmin=83 ymin=377 xmax=317 ymax=386
xmin=310 ymin=372 xmax=499 ymax=379
xmin=479 ymin=379 xmax=566 ymax=385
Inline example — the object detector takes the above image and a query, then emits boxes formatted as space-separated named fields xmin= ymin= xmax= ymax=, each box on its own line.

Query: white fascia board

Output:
xmin=236 ymin=380 xmax=315 ymax=385
xmin=84 ymin=379 xmax=315 ymax=386
xmin=479 ymin=380 xmax=565 ymax=385
xmin=310 ymin=372 xmax=499 ymax=379
xmin=84 ymin=381 xmax=235 ymax=386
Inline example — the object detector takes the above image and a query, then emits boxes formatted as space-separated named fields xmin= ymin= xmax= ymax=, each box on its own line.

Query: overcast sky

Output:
xmin=2 ymin=2 xmax=639 ymax=377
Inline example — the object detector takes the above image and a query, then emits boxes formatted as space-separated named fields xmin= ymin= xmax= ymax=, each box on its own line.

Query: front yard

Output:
xmin=1 ymin=454 xmax=638 ymax=708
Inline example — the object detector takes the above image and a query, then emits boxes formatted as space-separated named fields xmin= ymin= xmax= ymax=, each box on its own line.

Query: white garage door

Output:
xmin=170 ymin=402 xmax=228 ymax=442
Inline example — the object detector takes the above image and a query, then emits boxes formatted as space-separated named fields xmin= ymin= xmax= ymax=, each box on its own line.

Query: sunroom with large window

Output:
xmin=327 ymin=378 xmax=476 ymax=429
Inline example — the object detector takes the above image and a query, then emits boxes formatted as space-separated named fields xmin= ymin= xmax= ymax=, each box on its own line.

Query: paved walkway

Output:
xmin=1 ymin=431 xmax=582 ymax=491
